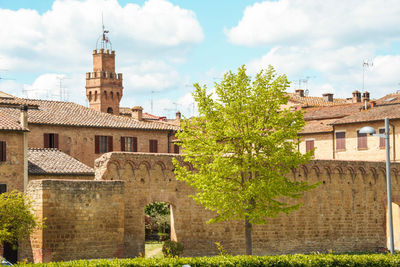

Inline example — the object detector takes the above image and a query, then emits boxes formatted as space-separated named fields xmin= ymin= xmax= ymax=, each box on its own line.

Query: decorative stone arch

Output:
xmin=369 ymin=167 xmax=379 ymax=184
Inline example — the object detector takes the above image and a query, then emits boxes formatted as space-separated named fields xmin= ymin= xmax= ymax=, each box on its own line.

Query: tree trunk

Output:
xmin=245 ymin=216 xmax=252 ymax=255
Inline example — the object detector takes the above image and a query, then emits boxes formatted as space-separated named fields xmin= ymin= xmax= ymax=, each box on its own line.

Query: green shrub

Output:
xmin=15 ymin=253 xmax=400 ymax=267
xmin=162 ymin=240 xmax=184 ymax=257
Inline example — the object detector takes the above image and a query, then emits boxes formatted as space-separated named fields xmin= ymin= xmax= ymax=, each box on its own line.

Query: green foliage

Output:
xmin=162 ymin=240 xmax=184 ymax=257
xmin=173 ymin=65 xmax=316 ymax=226
xmin=0 ymin=190 xmax=43 ymax=246
xmin=215 ymin=241 xmax=229 ymax=256
xmin=145 ymin=202 xmax=170 ymax=217
xmin=16 ymin=253 xmax=400 ymax=267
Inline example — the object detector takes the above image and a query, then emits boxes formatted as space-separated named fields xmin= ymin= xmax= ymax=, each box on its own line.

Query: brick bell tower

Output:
xmin=85 ymin=25 xmax=123 ymax=115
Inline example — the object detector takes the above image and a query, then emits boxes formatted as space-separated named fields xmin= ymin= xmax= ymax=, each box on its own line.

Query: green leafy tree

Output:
xmin=173 ymin=65 xmax=317 ymax=254
xmin=0 ymin=191 xmax=43 ymax=247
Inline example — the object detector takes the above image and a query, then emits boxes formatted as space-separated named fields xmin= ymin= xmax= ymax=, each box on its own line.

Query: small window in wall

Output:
xmin=107 ymin=107 xmax=113 ymax=114
xmin=0 ymin=184 xmax=6 ymax=193
xmin=306 ymin=140 xmax=314 ymax=152
xmin=357 ymin=130 xmax=367 ymax=149
xmin=44 ymin=133 xmax=59 ymax=149
xmin=149 ymin=140 xmax=158 ymax=153
xmin=95 ymin=135 xmax=113 ymax=154
xmin=174 ymin=144 xmax=179 ymax=154
xmin=0 ymin=141 xmax=5 ymax=161
xmin=336 ymin=132 xmax=346 ymax=150
xmin=379 ymin=128 xmax=385 ymax=149
xmin=121 ymin=137 xmax=138 ymax=152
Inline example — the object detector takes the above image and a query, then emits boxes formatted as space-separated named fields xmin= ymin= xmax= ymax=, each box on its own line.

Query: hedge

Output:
xmin=16 ymin=254 xmax=400 ymax=267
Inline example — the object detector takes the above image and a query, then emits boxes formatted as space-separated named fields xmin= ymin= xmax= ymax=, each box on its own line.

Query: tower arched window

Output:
xmin=95 ymin=91 xmax=98 ymax=101
xmin=89 ymin=91 xmax=92 ymax=101
xmin=111 ymin=91 xmax=114 ymax=99
xmin=117 ymin=92 xmax=120 ymax=100
xmin=104 ymin=91 xmax=107 ymax=99
xmin=107 ymin=107 xmax=113 ymax=114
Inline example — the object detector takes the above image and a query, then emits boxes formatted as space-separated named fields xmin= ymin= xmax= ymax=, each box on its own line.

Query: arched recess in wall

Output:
xmin=89 ymin=91 xmax=92 ymax=101
xmin=94 ymin=91 xmax=98 ymax=101
xmin=104 ymin=90 xmax=107 ymax=99
xmin=107 ymin=107 xmax=113 ymax=114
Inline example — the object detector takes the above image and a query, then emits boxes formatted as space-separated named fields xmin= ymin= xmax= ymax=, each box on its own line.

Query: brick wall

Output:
xmin=27 ymin=124 xmax=175 ymax=167
xmin=95 ymin=153 xmax=399 ymax=256
xmin=0 ymin=131 xmax=24 ymax=192
xmin=24 ymin=179 xmax=124 ymax=263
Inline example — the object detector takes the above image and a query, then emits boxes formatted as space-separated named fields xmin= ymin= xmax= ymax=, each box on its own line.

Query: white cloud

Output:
xmin=227 ymin=0 xmax=400 ymax=47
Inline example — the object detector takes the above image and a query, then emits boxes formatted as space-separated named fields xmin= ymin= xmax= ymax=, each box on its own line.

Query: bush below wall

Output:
xmin=17 ymin=254 xmax=400 ymax=267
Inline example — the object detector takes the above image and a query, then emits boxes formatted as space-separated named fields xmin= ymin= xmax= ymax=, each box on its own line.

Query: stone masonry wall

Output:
xmin=95 ymin=153 xmax=400 ymax=256
xmin=24 ymin=179 xmax=124 ymax=263
xmin=0 ymin=131 xmax=24 ymax=192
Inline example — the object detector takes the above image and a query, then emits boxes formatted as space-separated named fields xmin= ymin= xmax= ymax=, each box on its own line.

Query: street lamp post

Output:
xmin=360 ymin=118 xmax=394 ymax=254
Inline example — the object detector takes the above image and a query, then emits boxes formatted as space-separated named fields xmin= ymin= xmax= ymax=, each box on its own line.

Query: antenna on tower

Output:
xmin=96 ymin=13 xmax=112 ymax=50
xmin=362 ymin=59 xmax=373 ymax=92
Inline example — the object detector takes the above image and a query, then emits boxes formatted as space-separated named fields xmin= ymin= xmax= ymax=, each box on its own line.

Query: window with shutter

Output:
xmin=149 ymin=140 xmax=158 ymax=153
xmin=336 ymin=132 xmax=346 ymax=150
xmin=44 ymin=133 xmax=59 ymax=149
xmin=379 ymin=128 xmax=385 ymax=148
xmin=0 ymin=184 xmax=6 ymax=194
xmin=306 ymin=140 xmax=314 ymax=152
xmin=357 ymin=130 xmax=367 ymax=149
xmin=174 ymin=144 xmax=179 ymax=154
xmin=95 ymin=135 xmax=113 ymax=153
xmin=121 ymin=137 xmax=138 ymax=152
xmin=0 ymin=141 xmax=6 ymax=161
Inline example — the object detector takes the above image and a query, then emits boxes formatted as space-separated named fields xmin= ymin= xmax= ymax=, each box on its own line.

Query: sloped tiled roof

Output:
xmin=303 ymin=103 xmax=363 ymax=121
xmin=288 ymin=93 xmax=349 ymax=107
xmin=301 ymin=119 xmax=338 ymax=134
xmin=28 ymin=148 xmax=94 ymax=175
xmin=0 ymin=111 xmax=24 ymax=131
xmin=0 ymin=91 xmax=14 ymax=99
xmin=375 ymin=93 xmax=400 ymax=106
xmin=120 ymin=107 xmax=167 ymax=120
xmin=0 ymin=98 xmax=179 ymax=131
xmin=332 ymin=104 xmax=400 ymax=125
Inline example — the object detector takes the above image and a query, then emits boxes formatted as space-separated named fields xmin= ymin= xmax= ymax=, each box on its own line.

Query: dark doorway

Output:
xmin=3 ymin=242 xmax=18 ymax=264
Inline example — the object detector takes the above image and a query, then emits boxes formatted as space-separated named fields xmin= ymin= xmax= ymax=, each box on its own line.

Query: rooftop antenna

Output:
xmin=362 ymin=59 xmax=373 ymax=92
xmin=150 ymin=91 xmax=159 ymax=114
xmin=96 ymin=13 xmax=112 ymax=50
xmin=56 ymin=76 xmax=70 ymax=101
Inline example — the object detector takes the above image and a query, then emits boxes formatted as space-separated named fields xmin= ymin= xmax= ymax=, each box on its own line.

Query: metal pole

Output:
xmin=385 ymin=117 xmax=395 ymax=253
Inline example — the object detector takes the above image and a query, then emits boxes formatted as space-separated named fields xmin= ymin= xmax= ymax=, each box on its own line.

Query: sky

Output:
xmin=1 ymin=0 xmax=400 ymax=118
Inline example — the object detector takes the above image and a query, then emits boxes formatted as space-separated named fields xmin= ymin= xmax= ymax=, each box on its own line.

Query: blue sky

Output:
xmin=1 ymin=0 xmax=400 ymax=117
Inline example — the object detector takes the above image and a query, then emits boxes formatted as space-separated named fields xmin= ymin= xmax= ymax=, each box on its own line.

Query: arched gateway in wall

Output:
xmin=24 ymin=152 xmax=400 ymax=262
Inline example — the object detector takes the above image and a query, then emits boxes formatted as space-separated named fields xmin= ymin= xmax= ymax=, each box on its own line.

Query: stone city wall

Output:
xmin=24 ymin=179 xmax=124 ymax=263
xmin=95 ymin=153 xmax=400 ymax=256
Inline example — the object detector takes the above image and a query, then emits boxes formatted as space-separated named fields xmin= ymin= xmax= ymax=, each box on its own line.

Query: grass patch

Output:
xmin=145 ymin=241 xmax=163 ymax=258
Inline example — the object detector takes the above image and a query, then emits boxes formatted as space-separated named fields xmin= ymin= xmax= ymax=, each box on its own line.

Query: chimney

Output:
xmin=322 ymin=93 xmax=333 ymax=102
xmin=352 ymin=90 xmax=361 ymax=103
xmin=370 ymin=100 xmax=376 ymax=108
xmin=131 ymin=106 xmax=143 ymax=121
xmin=362 ymin=91 xmax=370 ymax=102
xmin=176 ymin=110 xmax=181 ymax=120
xmin=20 ymin=105 xmax=28 ymax=129
xmin=295 ymin=89 xmax=304 ymax=97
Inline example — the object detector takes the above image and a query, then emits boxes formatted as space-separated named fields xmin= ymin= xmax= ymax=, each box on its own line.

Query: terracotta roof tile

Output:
xmin=119 ymin=107 xmax=167 ymax=120
xmin=288 ymin=93 xmax=349 ymax=107
xmin=0 ymin=98 xmax=179 ymax=131
xmin=301 ymin=119 xmax=337 ymax=134
xmin=303 ymin=103 xmax=363 ymax=121
xmin=332 ymin=104 xmax=400 ymax=125
xmin=28 ymin=148 xmax=94 ymax=175
xmin=0 ymin=111 xmax=24 ymax=131
xmin=375 ymin=93 xmax=400 ymax=106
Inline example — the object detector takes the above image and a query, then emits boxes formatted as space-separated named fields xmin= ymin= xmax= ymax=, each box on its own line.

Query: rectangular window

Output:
xmin=357 ymin=130 xmax=367 ymax=149
xmin=379 ymin=128 xmax=385 ymax=148
xmin=95 ymin=135 xmax=113 ymax=154
xmin=336 ymin=132 xmax=346 ymax=150
xmin=149 ymin=140 xmax=158 ymax=153
xmin=0 ymin=141 xmax=5 ymax=161
xmin=174 ymin=144 xmax=179 ymax=154
xmin=44 ymin=133 xmax=59 ymax=149
xmin=306 ymin=140 xmax=314 ymax=152
xmin=0 ymin=184 xmax=6 ymax=194
xmin=121 ymin=137 xmax=138 ymax=152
